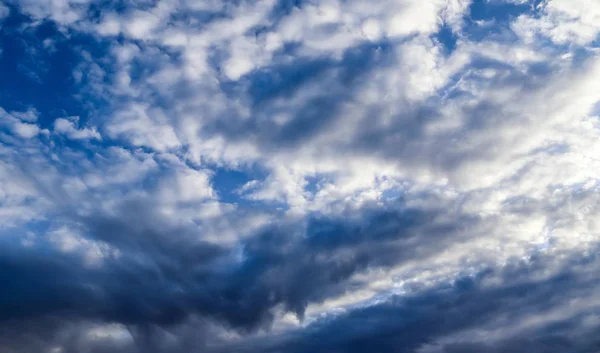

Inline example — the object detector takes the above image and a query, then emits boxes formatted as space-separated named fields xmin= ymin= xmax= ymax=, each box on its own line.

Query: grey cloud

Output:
xmin=0 ymin=194 xmax=481 ymax=345
xmin=6 ymin=248 xmax=598 ymax=353
xmin=237 ymin=251 xmax=600 ymax=353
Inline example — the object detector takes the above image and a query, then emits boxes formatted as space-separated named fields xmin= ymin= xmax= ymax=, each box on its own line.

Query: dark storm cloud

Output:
xmin=0 ymin=316 xmax=225 ymax=353
xmin=3 ymin=248 xmax=600 ymax=353
xmin=235 ymin=251 xmax=600 ymax=353
xmin=0 ymin=194 xmax=480 ymax=340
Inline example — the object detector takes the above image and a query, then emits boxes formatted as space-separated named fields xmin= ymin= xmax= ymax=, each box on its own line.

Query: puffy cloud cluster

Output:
xmin=1 ymin=0 xmax=600 ymax=352
xmin=513 ymin=0 xmax=600 ymax=45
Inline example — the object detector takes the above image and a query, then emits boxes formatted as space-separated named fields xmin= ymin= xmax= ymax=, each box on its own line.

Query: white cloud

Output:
xmin=96 ymin=13 xmax=121 ymax=36
xmin=11 ymin=121 xmax=41 ymax=139
xmin=0 ymin=108 xmax=42 ymax=139
xmin=10 ymin=107 xmax=39 ymax=122
xmin=124 ymin=10 xmax=161 ymax=39
xmin=48 ymin=226 xmax=118 ymax=267
xmin=15 ymin=0 xmax=597 ymax=267
xmin=159 ymin=167 xmax=215 ymax=203
xmin=15 ymin=0 xmax=92 ymax=25
xmin=223 ymin=37 xmax=260 ymax=80
xmin=513 ymin=0 xmax=600 ymax=45
xmin=0 ymin=158 xmax=46 ymax=227
xmin=106 ymin=104 xmax=180 ymax=151
xmin=54 ymin=117 xmax=101 ymax=140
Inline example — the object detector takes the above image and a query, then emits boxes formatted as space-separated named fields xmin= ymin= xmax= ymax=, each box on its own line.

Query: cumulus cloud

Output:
xmin=0 ymin=108 xmax=43 ymax=139
xmin=513 ymin=0 xmax=600 ymax=45
xmin=54 ymin=117 xmax=102 ymax=140
xmin=1 ymin=0 xmax=600 ymax=352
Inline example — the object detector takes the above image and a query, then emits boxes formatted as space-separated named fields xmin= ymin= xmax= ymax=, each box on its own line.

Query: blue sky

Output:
xmin=2 ymin=0 xmax=600 ymax=352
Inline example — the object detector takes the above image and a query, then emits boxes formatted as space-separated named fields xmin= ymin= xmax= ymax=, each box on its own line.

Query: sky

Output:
xmin=1 ymin=0 xmax=600 ymax=352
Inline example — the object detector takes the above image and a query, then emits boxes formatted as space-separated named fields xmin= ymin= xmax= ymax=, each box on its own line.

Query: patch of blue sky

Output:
xmin=433 ymin=23 xmax=458 ymax=54
xmin=0 ymin=12 xmax=113 ymax=129
xmin=211 ymin=165 xmax=270 ymax=206
xmin=303 ymin=172 xmax=337 ymax=196
xmin=463 ymin=0 xmax=540 ymax=42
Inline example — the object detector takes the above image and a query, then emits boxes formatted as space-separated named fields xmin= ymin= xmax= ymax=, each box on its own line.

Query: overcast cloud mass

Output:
xmin=1 ymin=0 xmax=600 ymax=352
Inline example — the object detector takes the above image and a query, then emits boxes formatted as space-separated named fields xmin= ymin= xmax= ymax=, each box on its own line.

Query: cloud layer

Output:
xmin=1 ymin=0 xmax=600 ymax=352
